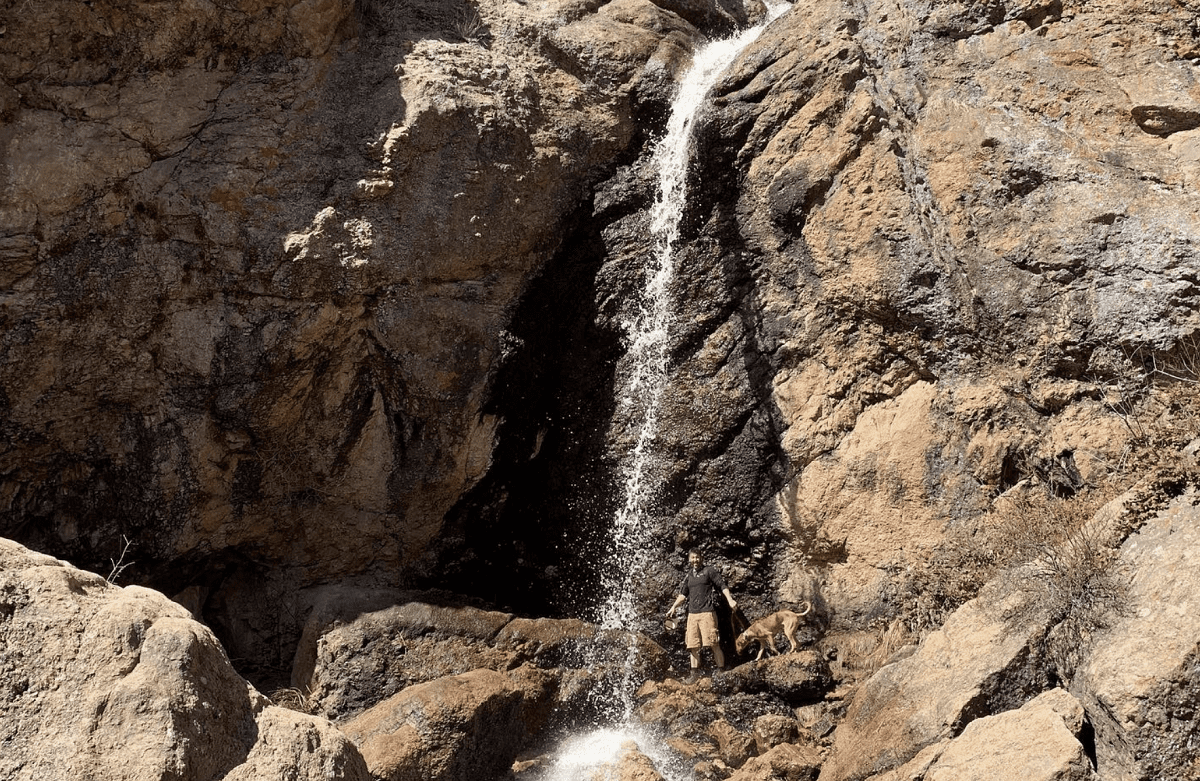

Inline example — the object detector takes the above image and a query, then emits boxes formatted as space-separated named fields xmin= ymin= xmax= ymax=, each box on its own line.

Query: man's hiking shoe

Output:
xmin=684 ymin=669 xmax=701 ymax=684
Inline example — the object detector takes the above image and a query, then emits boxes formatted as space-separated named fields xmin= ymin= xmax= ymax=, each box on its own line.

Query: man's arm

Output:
xmin=668 ymin=593 xmax=686 ymax=616
xmin=722 ymin=588 xmax=737 ymax=610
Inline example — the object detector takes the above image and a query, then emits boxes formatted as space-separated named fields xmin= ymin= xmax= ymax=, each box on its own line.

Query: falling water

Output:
xmin=542 ymin=4 xmax=791 ymax=780
xmin=594 ymin=0 xmax=793 ymax=715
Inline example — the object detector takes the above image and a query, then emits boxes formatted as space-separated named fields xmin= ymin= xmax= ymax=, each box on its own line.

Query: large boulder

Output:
xmin=339 ymin=666 xmax=555 ymax=781
xmin=727 ymin=743 xmax=822 ymax=781
xmin=875 ymin=689 xmax=1096 ymax=781
xmin=0 ymin=538 xmax=368 ymax=781
xmin=293 ymin=589 xmax=515 ymax=719
xmin=293 ymin=589 xmax=672 ymax=722
xmin=818 ymin=579 xmax=1053 ymax=781
xmin=1071 ymin=492 xmax=1200 ymax=780
xmin=715 ymin=652 xmax=833 ymax=705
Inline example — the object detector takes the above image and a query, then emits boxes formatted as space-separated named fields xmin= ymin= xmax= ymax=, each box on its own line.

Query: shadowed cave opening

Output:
xmin=425 ymin=193 xmax=628 ymax=622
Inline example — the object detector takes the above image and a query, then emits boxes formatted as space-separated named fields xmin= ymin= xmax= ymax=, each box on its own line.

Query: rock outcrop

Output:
xmin=6 ymin=0 xmax=1200 ymax=686
xmin=441 ymin=0 xmax=1200 ymax=641
xmin=0 ymin=0 xmax=739 ymax=662
xmin=813 ymin=485 xmax=1200 ymax=781
xmin=0 ymin=538 xmax=368 ymax=780
xmin=6 ymin=0 xmax=1200 ymax=774
xmin=876 ymin=689 xmax=1097 ymax=781
xmin=1070 ymin=490 xmax=1200 ymax=781
xmin=670 ymin=0 xmax=1200 ymax=618
xmin=818 ymin=576 xmax=1053 ymax=781
xmin=341 ymin=666 xmax=555 ymax=781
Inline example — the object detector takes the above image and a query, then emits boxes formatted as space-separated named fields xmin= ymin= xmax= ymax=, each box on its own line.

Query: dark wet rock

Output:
xmin=716 ymin=652 xmax=833 ymax=705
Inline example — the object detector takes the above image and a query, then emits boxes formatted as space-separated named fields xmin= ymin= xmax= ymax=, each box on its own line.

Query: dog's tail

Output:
xmin=797 ymin=600 xmax=813 ymax=617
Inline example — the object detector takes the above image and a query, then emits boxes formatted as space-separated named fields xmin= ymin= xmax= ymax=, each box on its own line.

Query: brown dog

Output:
xmin=734 ymin=602 xmax=813 ymax=660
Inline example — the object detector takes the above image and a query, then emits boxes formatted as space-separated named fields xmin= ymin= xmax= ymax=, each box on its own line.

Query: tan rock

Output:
xmin=494 ymin=615 xmax=599 ymax=663
xmin=709 ymin=718 xmax=757 ymax=768
xmin=1071 ymin=492 xmax=1200 ymax=781
xmin=0 ymin=538 xmax=368 ymax=781
xmin=301 ymin=597 xmax=516 ymax=719
xmin=651 ymin=0 xmax=1200 ymax=630
xmin=818 ymin=580 xmax=1053 ymax=781
xmin=913 ymin=688 xmax=1096 ymax=781
xmin=753 ymin=713 xmax=800 ymax=754
xmin=728 ymin=742 xmax=822 ymax=781
xmin=603 ymin=743 xmax=668 ymax=781
xmin=340 ymin=667 xmax=554 ymax=781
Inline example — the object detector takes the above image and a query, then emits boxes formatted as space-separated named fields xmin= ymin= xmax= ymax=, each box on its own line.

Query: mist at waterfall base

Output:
xmin=536 ymin=5 xmax=791 ymax=780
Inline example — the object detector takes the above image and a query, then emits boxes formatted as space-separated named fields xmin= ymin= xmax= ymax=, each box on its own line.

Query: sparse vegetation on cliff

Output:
xmin=895 ymin=487 xmax=1116 ymax=638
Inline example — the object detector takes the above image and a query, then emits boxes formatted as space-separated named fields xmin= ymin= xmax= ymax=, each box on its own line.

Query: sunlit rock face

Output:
xmin=446 ymin=0 xmax=1200 ymax=632
xmin=0 ymin=0 xmax=746 ymax=662
xmin=571 ymin=0 xmax=1200 ymax=621
xmin=0 ymin=538 xmax=370 ymax=781
xmin=4 ymin=0 xmax=1200 ymax=681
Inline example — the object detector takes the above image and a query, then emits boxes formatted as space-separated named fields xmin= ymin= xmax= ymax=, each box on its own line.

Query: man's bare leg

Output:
xmin=685 ymin=649 xmax=702 ymax=683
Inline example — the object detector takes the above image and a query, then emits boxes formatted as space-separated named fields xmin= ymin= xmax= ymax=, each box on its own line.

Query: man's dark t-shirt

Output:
xmin=678 ymin=566 xmax=727 ymax=614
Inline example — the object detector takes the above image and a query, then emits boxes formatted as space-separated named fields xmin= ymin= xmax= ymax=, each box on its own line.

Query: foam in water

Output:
xmin=539 ymin=727 xmax=689 ymax=781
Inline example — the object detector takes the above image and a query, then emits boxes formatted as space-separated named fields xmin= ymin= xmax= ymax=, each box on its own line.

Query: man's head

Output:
xmin=688 ymin=550 xmax=704 ymax=570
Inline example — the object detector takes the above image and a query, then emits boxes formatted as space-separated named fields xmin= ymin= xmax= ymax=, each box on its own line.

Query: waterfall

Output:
xmin=595 ymin=0 xmax=792 ymax=716
xmin=542 ymin=4 xmax=790 ymax=779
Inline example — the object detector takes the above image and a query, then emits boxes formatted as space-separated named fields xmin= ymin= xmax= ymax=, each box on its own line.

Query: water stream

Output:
xmin=543 ymin=4 xmax=790 ymax=778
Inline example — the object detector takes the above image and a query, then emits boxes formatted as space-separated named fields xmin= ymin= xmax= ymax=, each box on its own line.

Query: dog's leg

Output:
xmin=755 ymin=640 xmax=766 ymax=661
xmin=784 ymin=617 xmax=800 ymax=654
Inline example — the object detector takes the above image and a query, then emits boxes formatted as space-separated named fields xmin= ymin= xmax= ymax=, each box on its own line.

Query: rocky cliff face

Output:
xmin=0 ymin=0 xmax=743 ymax=669
xmin=3 ymin=0 xmax=1200 ymax=764
xmin=455 ymin=0 xmax=1200 ymax=629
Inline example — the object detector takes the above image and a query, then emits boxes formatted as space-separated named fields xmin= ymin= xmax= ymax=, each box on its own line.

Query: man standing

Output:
xmin=667 ymin=549 xmax=737 ymax=683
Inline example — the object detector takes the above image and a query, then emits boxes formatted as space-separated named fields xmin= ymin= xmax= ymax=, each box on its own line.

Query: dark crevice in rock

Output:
xmin=425 ymin=194 xmax=626 ymax=620
xmin=1079 ymin=717 xmax=1099 ymax=769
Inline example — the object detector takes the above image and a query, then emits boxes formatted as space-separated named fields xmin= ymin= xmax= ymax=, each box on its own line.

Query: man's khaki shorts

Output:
xmin=686 ymin=611 xmax=719 ymax=649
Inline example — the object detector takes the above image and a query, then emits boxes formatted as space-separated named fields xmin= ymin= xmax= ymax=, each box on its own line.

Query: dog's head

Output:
xmin=734 ymin=632 xmax=749 ymax=654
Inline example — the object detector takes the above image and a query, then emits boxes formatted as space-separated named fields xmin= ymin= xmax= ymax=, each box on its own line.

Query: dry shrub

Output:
xmin=452 ymin=6 xmax=486 ymax=44
xmin=267 ymin=687 xmax=317 ymax=714
xmin=896 ymin=487 xmax=1121 ymax=644
xmin=994 ymin=490 xmax=1129 ymax=681
xmin=895 ymin=526 xmax=1003 ymax=636
xmin=1090 ymin=334 xmax=1200 ymax=479
xmin=838 ymin=620 xmax=915 ymax=677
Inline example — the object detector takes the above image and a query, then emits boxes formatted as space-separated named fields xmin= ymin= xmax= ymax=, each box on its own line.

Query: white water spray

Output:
xmin=545 ymin=4 xmax=791 ymax=780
